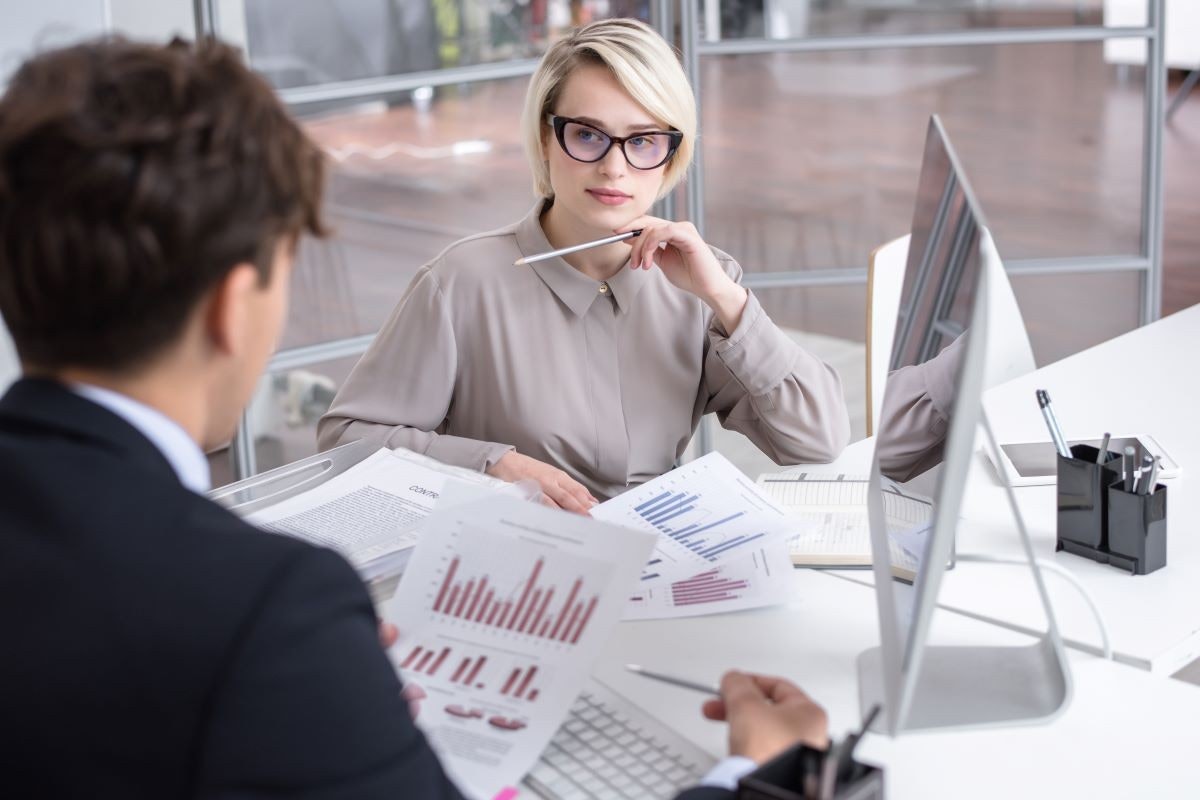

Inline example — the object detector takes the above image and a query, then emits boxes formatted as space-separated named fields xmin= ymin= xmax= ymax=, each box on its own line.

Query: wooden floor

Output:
xmin=210 ymin=9 xmax=1200 ymax=480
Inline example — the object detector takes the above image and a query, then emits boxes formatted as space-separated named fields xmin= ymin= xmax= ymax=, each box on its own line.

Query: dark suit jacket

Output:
xmin=0 ymin=378 xmax=464 ymax=798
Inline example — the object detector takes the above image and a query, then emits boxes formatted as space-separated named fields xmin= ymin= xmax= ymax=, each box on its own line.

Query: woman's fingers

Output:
xmin=546 ymin=482 xmax=590 ymax=515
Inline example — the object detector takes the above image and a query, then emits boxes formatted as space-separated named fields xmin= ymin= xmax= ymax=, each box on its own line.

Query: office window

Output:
xmin=702 ymin=41 xmax=1146 ymax=359
xmin=710 ymin=1 xmax=1126 ymax=41
xmin=1010 ymin=269 xmax=1141 ymax=364
xmin=0 ymin=0 xmax=194 ymax=83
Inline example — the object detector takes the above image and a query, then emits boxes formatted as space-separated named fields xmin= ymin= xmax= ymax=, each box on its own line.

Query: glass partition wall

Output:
xmin=220 ymin=0 xmax=1166 ymax=481
xmin=3 ymin=1 xmax=1165 ymax=483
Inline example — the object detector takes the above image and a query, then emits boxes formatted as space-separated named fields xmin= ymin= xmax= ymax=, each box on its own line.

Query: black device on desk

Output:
xmin=1038 ymin=392 xmax=1168 ymax=576
xmin=737 ymin=708 xmax=883 ymax=800
xmin=1055 ymin=443 xmax=1168 ymax=576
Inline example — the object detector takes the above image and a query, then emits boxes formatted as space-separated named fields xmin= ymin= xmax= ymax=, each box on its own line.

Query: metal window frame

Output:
xmin=680 ymin=1 xmax=1165 ymax=459
xmin=680 ymin=11 xmax=1164 ymax=327
xmin=207 ymin=0 xmax=1167 ymax=479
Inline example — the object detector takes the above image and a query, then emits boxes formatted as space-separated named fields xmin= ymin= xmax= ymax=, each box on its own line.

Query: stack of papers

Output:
xmin=243 ymin=447 xmax=516 ymax=582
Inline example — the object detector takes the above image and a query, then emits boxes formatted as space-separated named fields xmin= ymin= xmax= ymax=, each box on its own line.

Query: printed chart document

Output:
xmin=593 ymin=452 xmax=793 ymax=584
xmin=757 ymin=472 xmax=933 ymax=580
xmin=386 ymin=496 xmax=657 ymax=799
xmin=623 ymin=539 xmax=795 ymax=620
xmin=243 ymin=447 xmax=509 ymax=580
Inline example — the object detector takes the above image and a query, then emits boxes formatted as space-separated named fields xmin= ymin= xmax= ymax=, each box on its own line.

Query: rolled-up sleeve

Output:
xmin=701 ymin=260 xmax=851 ymax=465
xmin=316 ymin=268 xmax=513 ymax=472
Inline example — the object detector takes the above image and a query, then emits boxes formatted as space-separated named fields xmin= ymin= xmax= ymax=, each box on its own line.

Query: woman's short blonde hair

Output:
xmin=521 ymin=18 xmax=697 ymax=200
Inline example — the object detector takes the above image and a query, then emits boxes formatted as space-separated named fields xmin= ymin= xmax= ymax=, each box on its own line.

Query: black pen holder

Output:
xmin=738 ymin=744 xmax=884 ymax=800
xmin=1106 ymin=482 xmax=1168 ymax=575
xmin=1056 ymin=444 xmax=1122 ymax=559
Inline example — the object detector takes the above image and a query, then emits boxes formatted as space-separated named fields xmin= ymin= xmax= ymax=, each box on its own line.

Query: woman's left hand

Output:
xmin=616 ymin=215 xmax=748 ymax=330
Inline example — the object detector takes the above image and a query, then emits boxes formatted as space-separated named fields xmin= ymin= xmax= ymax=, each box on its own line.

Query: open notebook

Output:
xmin=755 ymin=473 xmax=933 ymax=582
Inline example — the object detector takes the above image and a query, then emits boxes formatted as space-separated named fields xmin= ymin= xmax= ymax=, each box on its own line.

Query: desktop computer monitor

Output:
xmin=858 ymin=116 xmax=1070 ymax=735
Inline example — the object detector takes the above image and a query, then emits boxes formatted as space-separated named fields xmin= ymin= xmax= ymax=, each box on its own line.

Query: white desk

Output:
xmin=595 ymin=571 xmax=1200 ymax=799
xmin=810 ymin=305 xmax=1200 ymax=674
xmin=942 ymin=303 xmax=1200 ymax=674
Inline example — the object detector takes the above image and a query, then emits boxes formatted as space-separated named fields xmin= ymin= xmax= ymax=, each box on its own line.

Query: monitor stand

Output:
xmin=858 ymin=636 xmax=1068 ymax=733
xmin=857 ymin=415 xmax=1072 ymax=735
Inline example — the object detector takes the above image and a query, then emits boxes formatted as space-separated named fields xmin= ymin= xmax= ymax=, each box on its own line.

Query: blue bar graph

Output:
xmin=635 ymin=491 xmax=672 ymax=513
xmin=644 ymin=495 xmax=697 ymax=526
xmin=632 ymin=491 xmax=767 ymax=563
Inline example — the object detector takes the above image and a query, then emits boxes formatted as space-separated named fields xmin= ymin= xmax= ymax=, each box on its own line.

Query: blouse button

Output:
xmin=598 ymin=282 xmax=610 ymax=294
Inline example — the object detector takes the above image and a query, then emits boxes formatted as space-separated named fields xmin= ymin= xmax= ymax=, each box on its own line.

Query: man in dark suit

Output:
xmin=0 ymin=38 xmax=826 ymax=798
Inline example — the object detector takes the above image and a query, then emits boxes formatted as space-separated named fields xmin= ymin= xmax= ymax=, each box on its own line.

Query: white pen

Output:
xmin=1144 ymin=456 xmax=1161 ymax=495
xmin=514 ymin=229 xmax=642 ymax=266
xmin=625 ymin=664 xmax=720 ymax=696
xmin=1140 ymin=454 xmax=1157 ymax=495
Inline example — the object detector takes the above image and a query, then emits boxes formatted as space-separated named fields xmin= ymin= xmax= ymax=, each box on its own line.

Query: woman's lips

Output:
xmin=587 ymin=189 xmax=631 ymax=206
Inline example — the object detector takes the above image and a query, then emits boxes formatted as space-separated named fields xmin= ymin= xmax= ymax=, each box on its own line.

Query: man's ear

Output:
xmin=203 ymin=263 xmax=261 ymax=357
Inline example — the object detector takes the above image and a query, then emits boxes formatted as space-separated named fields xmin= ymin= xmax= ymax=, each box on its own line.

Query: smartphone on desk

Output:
xmin=989 ymin=434 xmax=1180 ymax=487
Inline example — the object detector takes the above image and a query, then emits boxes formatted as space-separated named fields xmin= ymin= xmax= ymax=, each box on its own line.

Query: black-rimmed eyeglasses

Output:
xmin=547 ymin=115 xmax=682 ymax=171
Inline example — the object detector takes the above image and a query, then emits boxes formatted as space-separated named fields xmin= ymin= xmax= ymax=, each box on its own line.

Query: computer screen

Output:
xmin=862 ymin=116 xmax=1069 ymax=735
xmin=866 ymin=115 xmax=992 ymax=726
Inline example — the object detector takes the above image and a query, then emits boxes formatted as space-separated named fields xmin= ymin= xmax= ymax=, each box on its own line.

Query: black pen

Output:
xmin=835 ymin=705 xmax=881 ymax=784
xmin=1036 ymin=390 xmax=1071 ymax=459
xmin=1096 ymin=432 xmax=1111 ymax=464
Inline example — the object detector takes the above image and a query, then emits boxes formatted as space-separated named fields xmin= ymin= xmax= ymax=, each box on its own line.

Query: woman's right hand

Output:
xmin=487 ymin=451 xmax=598 ymax=514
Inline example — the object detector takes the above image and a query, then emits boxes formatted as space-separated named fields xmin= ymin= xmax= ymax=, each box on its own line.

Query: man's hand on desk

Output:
xmin=702 ymin=671 xmax=829 ymax=765
xmin=486 ymin=451 xmax=598 ymax=514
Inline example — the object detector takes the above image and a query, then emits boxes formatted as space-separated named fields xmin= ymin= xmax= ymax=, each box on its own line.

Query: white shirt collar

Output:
xmin=70 ymin=383 xmax=211 ymax=494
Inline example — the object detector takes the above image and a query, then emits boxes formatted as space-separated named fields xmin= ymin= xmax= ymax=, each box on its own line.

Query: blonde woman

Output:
xmin=318 ymin=18 xmax=850 ymax=511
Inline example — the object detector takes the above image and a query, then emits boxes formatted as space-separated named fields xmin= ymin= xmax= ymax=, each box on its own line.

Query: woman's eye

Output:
xmin=628 ymin=136 xmax=651 ymax=149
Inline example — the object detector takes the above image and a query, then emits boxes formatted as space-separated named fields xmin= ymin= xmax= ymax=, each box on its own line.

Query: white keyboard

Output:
xmin=523 ymin=678 xmax=717 ymax=800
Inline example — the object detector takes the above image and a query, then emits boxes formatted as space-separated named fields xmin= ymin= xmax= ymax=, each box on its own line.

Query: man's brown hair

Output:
xmin=0 ymin=37 xmax=327 ymax=372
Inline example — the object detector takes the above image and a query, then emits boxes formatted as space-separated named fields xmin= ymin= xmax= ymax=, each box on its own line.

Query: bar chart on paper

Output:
xmin=431 ymin=556 xmax=602 ymax=646
xmin=400 ymin=640 xmax=549 ymax=702
xmin=624 ymin=542 xmax=795 ymax=620
xmin=418 ymin=518 xmax=614 ymax=650
xmin=632 ymin=490 xmax=765 ymax=558
xmin=593 ymin=453 xmax=789 ymax=583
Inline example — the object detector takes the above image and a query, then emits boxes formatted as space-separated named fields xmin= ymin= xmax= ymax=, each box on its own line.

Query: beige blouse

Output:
xmin=318 ymin=200 xmax=851 ymax=500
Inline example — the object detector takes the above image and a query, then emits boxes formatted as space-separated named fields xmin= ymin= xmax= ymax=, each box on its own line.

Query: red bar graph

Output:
xmin=670 ymin=570 xmax=749 ymax=606
xmin=403 ymin=645 xmax=489 ymax=688
xmin=429 ymin=647 xmax=450 ymax=676
xmin=464 ymin=656 xmax=487 ymax=686
xmin=404 ymin=645 xmax=452 ymax=678
xmin=430 ymin=558 xmax=600 ymax=645
xmin=515 ymin=666 xmax=538 ymax=698
xmin=401 ymin=647 xmax=424 ymax=669
xmin=467 ymin=579 xmax=488 ymax=620
xmin=499 ymin=664 xmax=542 ymax=702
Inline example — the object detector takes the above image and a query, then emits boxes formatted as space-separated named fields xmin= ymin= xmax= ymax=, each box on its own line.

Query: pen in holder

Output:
xmin=1056 ymin=444 xmax=1122 ymax=561
xmin=1106 ymin=481 xmax=1167 ymax=575
xmin=737 ymin=744 xmax=883 ymax=800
